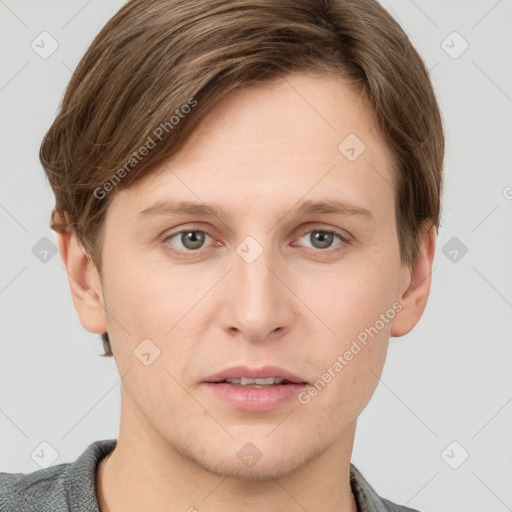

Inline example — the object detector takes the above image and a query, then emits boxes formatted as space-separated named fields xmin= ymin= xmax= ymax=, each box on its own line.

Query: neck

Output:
xmin=96 ymin=392 xmax=359 ymax=512
xmin=97 ymin=439 xmax=358 ymax=512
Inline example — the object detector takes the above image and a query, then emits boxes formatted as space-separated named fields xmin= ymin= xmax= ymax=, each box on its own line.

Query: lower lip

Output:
xmin=203 ymin=382 xmax=308 ymax=411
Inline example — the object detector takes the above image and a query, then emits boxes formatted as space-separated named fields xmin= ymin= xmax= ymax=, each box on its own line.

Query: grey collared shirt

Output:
xmin=0 ymin=439 xmax=420 ymax=511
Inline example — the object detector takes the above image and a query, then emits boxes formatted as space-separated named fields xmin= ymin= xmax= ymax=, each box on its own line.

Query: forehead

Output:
xmin=111 ymin=71 xmax=396 ymax=223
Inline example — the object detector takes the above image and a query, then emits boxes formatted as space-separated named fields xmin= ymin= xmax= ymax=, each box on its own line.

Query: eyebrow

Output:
xmin=137 ymin=198 xmax=374 ymax=221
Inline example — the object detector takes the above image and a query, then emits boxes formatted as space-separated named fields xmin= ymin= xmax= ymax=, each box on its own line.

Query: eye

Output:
xmin=162 ymin=225 xmax=351 ymax=256
xmin=294 ymin=227 xmax=350 ymax=251
xmin=163 ymin=229 xmax=214 ymax=254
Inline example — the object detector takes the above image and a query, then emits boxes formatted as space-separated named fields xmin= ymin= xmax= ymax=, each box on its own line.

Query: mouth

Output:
xmin=203 ymin=364 xmax=308 ymax=385
xmin=202 ymin=365 xmax=309 ymax=411
xmin=216 ymin=377 xmax=299 ymax=388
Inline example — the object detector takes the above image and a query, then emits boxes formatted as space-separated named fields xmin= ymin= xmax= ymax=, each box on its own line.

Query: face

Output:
xmin=95 ymin=71 xmax=411 ymax=480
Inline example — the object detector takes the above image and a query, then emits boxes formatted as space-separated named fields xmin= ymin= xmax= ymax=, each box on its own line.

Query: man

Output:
xmin=0 ymin=0 xmax=443 ymax=510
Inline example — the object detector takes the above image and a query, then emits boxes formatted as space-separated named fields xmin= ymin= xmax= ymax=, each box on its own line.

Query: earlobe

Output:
xmin=390 ymin=222 xmax=436 ymax=338
xmin=56 ymin=229 xmax=108 ymax=334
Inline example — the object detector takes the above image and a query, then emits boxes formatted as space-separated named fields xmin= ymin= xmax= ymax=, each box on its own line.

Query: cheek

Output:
xmin=302 ymin=322 xmax=390 ymax=426
xmin=296 ymin=254 xmax=398 ymax=408
xmin=102 ymin=256 xmax=211 ymax=384
xmin=103 ymin=250 xmax=190 ymax=331
xmin=310 ymin=256 xmax=400 ymax=341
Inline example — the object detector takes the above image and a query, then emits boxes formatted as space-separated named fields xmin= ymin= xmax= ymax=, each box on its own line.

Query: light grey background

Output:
xmin=1 ymin=1 xmax=511 ymax=511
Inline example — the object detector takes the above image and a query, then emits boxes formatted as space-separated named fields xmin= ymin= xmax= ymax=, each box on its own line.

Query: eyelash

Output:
xmin=162 ymin=225 xmax=351 ymax=256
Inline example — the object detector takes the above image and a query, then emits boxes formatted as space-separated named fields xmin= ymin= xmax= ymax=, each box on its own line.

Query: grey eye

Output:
xmin=167 ymin=230 xmax=209 ymax=251
xmin=297 ymin=230 xmax=344 ymax=250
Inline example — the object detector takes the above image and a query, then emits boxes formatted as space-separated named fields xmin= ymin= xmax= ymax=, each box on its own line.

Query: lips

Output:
xmin=202 ymin=365 xmax=309 ymax=411
xmin=203 ymin=365 xmax=308 ymax=384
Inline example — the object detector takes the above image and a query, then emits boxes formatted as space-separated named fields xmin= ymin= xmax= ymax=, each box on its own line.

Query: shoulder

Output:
xmin=350 ymin=463 xmax=423 ymax=512
xmin=0 ymin=439 xmax=117 ymax=512
xmin=0 ymin=461 xmax=71 ymax=511
xmin=379 ymin=497 xmax=423 ymax=512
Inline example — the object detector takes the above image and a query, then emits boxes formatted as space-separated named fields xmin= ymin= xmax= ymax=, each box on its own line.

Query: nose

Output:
xmin=220 ymin=237 xmax=296 ymax=343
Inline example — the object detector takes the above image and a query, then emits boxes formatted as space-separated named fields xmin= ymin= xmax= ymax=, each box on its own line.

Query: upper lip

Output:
xmin=203 ymin=365 xmax=308 ymax=384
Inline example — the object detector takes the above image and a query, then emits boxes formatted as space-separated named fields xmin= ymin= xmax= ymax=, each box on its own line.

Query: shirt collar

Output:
xmin=350 ymin=463 xmax=419 ymax=512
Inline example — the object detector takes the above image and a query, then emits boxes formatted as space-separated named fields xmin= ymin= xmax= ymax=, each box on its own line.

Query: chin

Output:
xmin=172 ymin=431 xmax=313 ymax=482
xmin=197 ymin=452 xmax=307 ymax=482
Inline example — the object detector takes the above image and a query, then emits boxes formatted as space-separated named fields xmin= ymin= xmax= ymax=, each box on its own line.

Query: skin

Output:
xmin=57 ymin=71 xmax=436 ymax=512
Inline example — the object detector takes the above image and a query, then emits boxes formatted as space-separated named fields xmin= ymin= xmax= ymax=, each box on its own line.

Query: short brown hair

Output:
xmin=40 ymin=0 xmax=444 ymax=357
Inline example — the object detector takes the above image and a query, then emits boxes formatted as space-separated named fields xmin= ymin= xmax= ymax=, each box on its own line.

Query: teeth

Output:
xmin=224 ymin=377 xmax=286 ymax=386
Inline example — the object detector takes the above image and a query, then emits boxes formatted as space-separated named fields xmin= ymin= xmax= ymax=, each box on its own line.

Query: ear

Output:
xmin=391 ymin=221 xmax=436 ymax=338
xmin=56 ymin=228 xmax=108 ymax=334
